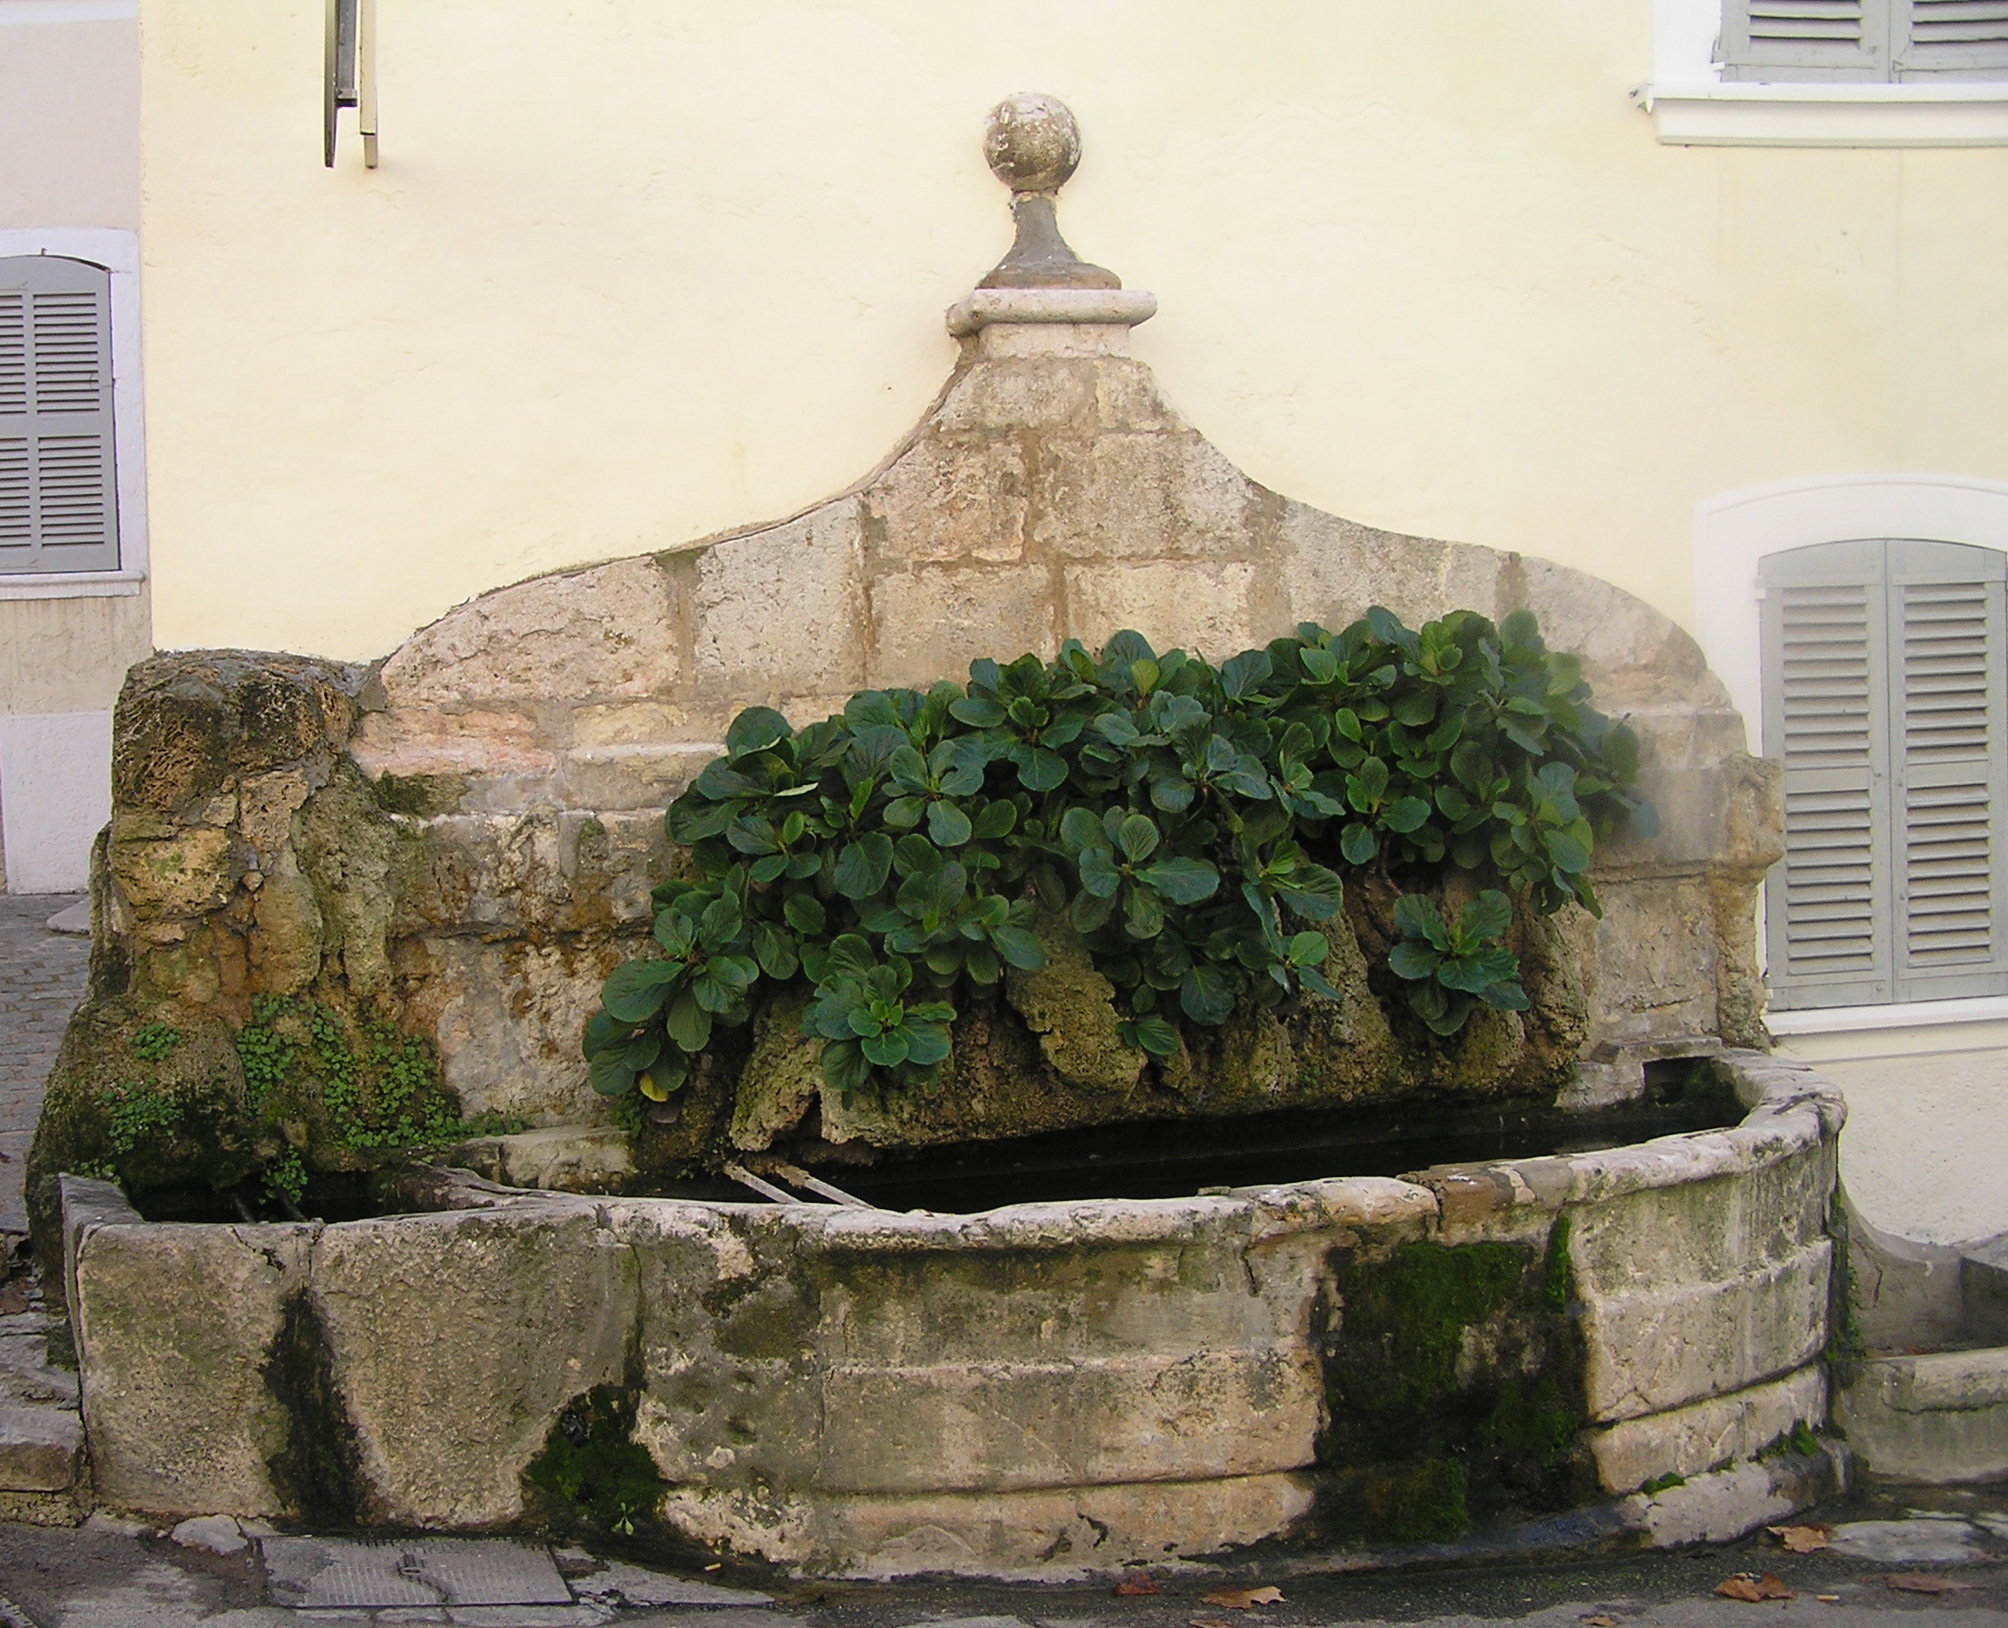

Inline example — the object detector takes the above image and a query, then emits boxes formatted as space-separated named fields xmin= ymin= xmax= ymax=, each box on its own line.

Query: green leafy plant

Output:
xmin=1387 ymin=890 xmax=1531 ymax=1036
xmin=130 ymin=1022 xmax=180 ymax=1063
xmin=585 ymin=609 xmax=1653 ymax=1103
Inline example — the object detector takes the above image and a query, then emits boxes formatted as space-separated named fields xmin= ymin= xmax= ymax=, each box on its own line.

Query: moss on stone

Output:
xmin=1315 ymin=1222 xmax=1590 ymax=1544
xmin=1002 ymin=911 xmax=1143 ymax=1095
xmin=523 ymin=1383 xmax=669 ymax=1537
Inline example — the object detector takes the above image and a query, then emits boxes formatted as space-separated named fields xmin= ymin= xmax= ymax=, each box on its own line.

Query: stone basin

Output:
xmin=60 ymin=1048 xmax=1843 ymax=1578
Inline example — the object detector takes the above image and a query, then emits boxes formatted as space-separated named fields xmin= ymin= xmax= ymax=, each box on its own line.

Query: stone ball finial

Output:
xmin=983 ymin=93 xmax=1081 ymax=194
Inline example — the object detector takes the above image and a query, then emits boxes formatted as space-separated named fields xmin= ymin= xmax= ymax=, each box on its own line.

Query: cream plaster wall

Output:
xmin=137 ymin=0 xmax=2008 ymax=663
xmin=1782 ymin=1029 xmax=2008 ymax=1246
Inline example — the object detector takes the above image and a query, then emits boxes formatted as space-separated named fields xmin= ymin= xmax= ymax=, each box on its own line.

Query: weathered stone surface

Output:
xmin=867 ymin=564 xmax=1053 ymax=687
xmin=694 ymin=504 xmax=867 ymax=702
xmin=1587 ymin=1364 xmax=1826 ymax=1494
xmin=379 ymin=556 xmax=681 ymax=709
xmin=69 ymin=1183 xmax=313 ymax=1518
xmin=1621 ymin=1450 xmax=1834 ymax=1549
xmin=1062 ymin=561 xmax=1255 ymax=658
xmin=449 ymin=1127 xmax=636 ymax=1194
xmin=1279 ymin=505 xmax=1503 ymax=638
xmin=1001 ymin=913 xmax=1141 ymax=1095
xmin=311 ymin=1200 xmax=635 ymax=1526
xmin=1586 ymin=876 xmax=1722 ymax=1050
xmin=868 ymin=437 xmax=1031 ymax=563
xmin=656 ymin=1472 xmax=1317 ymax=1580
xmin=1577 ymin=1240 xmax=1831 ymax=1423
xmin=169 ymin=1514 xmax=249 ymax=1557
xmin=1834 ymin=1347 xmax=2008 ymax=1484
xmin=0 ymin=1402 xmax=81 ymax=1492
xmin=1826 ymin=1517 xmax=1993 ymax=1563
xmin=401 ymin=933 xmax=643 ymax=1121
xmin=350 ymin=707 xmax=555 ymax=781
xmin=1031 ymin=432 xmax=1253 ymax=562
xmin=106 ymin=819 xmax=237 ymax=918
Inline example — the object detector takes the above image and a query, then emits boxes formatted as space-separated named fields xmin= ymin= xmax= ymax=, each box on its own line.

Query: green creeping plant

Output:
xmin=584 ymin=610 xmax=1654 ymax=1102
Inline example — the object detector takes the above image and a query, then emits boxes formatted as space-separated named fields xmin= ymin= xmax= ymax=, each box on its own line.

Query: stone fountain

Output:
xmin=32 ymin=97 xmax=1844 ymax=1575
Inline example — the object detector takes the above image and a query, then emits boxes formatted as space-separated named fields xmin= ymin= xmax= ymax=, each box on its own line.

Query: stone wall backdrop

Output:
xmin=27 ymin=99 xmax=1781 ymax=1262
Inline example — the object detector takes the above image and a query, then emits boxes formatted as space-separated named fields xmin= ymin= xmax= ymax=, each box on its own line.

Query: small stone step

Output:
xmin=1962 ymin=1234 xmax=2008 ymax=1345
xmin=0 ymin=1400 xmax=82 ymax=1492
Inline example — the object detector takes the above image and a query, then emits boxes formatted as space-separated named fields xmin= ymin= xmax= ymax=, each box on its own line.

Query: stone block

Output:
xmin=1587 ymin=875 xmax=1722 ymax=1048
xmin=1280 ymin=506 xmax=1503 ymax=634
xmin=403 ymin=933 xmax=642 ymax=1123
xmin=1833 ymin=1347 xmax=2008 ymax=1484
xmin=1577 ymin=1238 xmax=1831 ymax=1422
xmin=1032 ymin=432 xmax=1253 ymax=562
xmin=558 ymin=744 xmax=717 ymax=811
xmin=70 ymin=1203 xmax=317 ymax=1518
xmin=934 ymin=357 xmax=1096 ymax=436
xmin=310 ymin=1199 xmax=636 ymax=1526
xmin=866 ymin=437 xmax=1031 ymax=566
xmin=814 ymin=1346 xmax=1319 ymax=1493
xmin=1587 ymin=1364 xmax=1826 ymax=1494
xmin=694 ymin=503 xmax=867 ymax=701
xmin=1515 ymin=557 xmax=1724 ymax=710
xmin=0 ymin=1402 xmax=81 ymax=1492
xmin=1061 ymin=561 xmax=1254 ymax=657
xmin=656 ymin=1471 xmax=1316 ymax=1579
xmin=350 ymin=708 xmax=556 ymax=780
xmin=568 ymin=702 xmax=722 ymax=750
xmin=867 ymin=565 xmax=1054 ymax=688
xmin=378 ymin=556 xmax=680 ymax=709
xmin=1624 ymin=1452 xmax=1832 ymax=1549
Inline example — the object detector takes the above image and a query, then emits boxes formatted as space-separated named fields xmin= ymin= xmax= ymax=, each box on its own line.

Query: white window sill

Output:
xmin=0 ymin=570 xmax=144 ymax=601
xmin=1637 ymin=81 xmax=2008 ymax=146
xmin=1770 ymin=993 xmax=2008 ymax=1039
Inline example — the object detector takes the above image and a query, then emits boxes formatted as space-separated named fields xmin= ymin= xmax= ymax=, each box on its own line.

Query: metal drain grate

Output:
xmin=261 ymin=1535 xmax=572 ymax=1609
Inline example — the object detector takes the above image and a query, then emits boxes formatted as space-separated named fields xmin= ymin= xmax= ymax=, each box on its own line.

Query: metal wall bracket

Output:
xmin=324 ymin=0 xmax=379 ymax=169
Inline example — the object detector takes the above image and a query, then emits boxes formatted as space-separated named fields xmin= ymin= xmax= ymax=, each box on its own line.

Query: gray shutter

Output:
xmin=1895 ymin=0 xmax=2008 ymax=76
xmin=1722 ymin=0 xmax=1893 ymax=80
xmin=1761 ymin=540 xmax=1895 ymax=1008
xmin=1887 ymin=539 xmax=2008 ymax=999
xmin=0 ymin=256 xmax=119 ymax=575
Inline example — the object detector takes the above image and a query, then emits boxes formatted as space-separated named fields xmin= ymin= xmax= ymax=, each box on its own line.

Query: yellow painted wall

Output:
xmin=139 ymin=0 xmax=2008 ymax=662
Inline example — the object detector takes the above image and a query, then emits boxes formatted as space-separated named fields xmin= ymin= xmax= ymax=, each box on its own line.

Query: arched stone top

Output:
xmin=358 ymin=318 xmax=1737 ymax=837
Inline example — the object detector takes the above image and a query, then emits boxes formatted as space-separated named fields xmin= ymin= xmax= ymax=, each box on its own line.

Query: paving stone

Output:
xmin=169 ymin=1513 xmax=249 ymax=1557
xmin=445 ymin=1607 xmax=614 ymax=1627
xmin=0 ymin=892 xmax=89 ymax=1233
xmin=0 ymin=1400 xmax=81 ymax=1491
xmin=1824 ymin=1517 xmax=1990 ymax=1563
xmin=612 ymin=1615 xmax=807 ymax=1628
xmin=570 ymin=1561 xmax=773 ymax=1608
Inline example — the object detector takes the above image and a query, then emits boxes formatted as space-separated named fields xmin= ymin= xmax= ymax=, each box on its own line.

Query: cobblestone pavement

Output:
xmin=0 ymin=894 xmax=88 ymax=1235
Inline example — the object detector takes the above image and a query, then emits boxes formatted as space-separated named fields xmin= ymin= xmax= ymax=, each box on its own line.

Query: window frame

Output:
xmin=1695 ymin=475 xmax=2008 ymax=1033
xmin=1640 ymin=0 xmax=2008 ymax=145
xmin=0 ymin=230 xmax=145 ymax=600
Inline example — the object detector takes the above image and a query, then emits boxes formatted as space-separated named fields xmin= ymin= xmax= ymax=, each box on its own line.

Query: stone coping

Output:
xmin=64 ymin=1048 xmax=1839 ymax=1258
xmin=944 ymin=287 xmax=1158 ymax=335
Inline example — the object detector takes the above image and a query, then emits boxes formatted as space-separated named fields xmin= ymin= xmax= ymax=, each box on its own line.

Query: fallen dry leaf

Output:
xmin=1885 ymin=1573 xmax=1979 ymax=1594
xmin=1190 ymin=1618 xmax=1238 ymax=1628
xmin=1715 ymin=1573 xmax=1796 ymax=1602
xmin=1114 ymin=1571 xmax=1160 ymax=1597
xmin=1816 ymin=1596 xmax=1841 ymax=1605
xmin=1581 ymin=1615 xmax=1620 ymax=1625
xmin=0 ymin=1281 xmax=29 ymax=1316
xmin=1768 ymin=1522 xmax=1831 ymax=1553
xmin=1199 ymin=1586 xmax=1285 ymax=1610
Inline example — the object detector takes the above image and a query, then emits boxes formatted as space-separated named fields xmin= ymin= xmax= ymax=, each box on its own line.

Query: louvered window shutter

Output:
xmin=1762 ymin=539 xmax=2008 ymax=1011
xmin=1761 ymin=540 xmax=1895 ymax=1008
xmin=1896 ymin=0 xmax=2008 ymax=76
xmin=0 ymin=256 xmax=120 ymax=575
xmin=1722 ymin=0 xmax=1893 ymax=80
xmin=1885 ymin=539 xmax=2008 ymax=998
